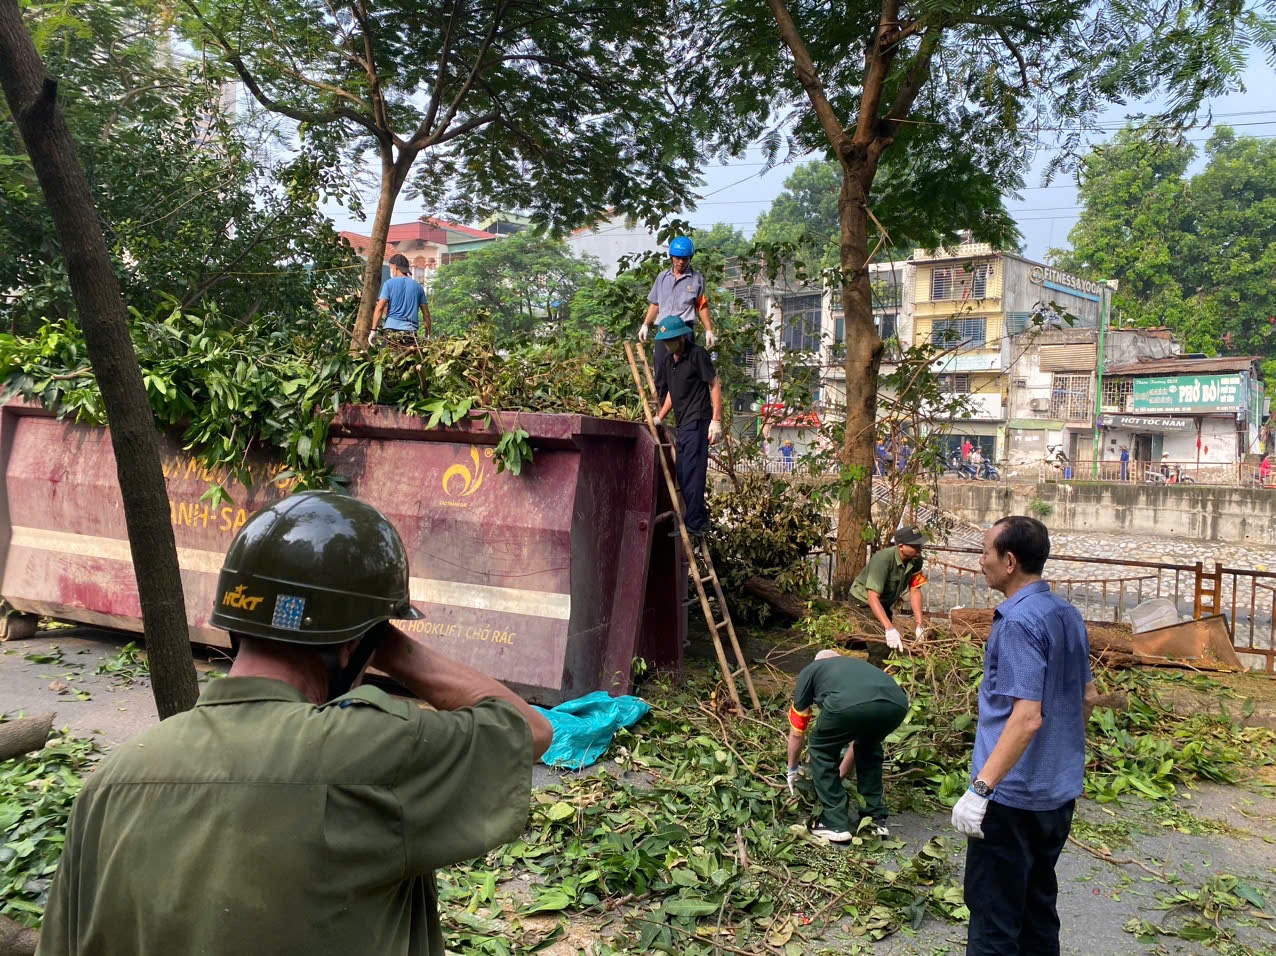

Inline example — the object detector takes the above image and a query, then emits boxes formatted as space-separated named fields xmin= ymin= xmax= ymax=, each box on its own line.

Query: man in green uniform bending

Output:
xmin=850 ymin=525 xmax=928 ymax=667
xmin=787 ymin=650 xmax=909 ymax=842
xmin=37 ymin=491 xmax=552 ymax=956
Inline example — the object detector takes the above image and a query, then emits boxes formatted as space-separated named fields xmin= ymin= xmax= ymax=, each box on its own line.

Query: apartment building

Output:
xmin=911 ymin=242 xmax=1108 ymax=460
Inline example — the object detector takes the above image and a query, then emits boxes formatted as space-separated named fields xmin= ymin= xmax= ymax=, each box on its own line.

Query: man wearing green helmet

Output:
xmin=652 ymin=314 xmax=722 ymax=537
xmin=639 ymin=236 xmax=716 ymax=403
xmin=37 ymin=490 xmax=552 ymax=956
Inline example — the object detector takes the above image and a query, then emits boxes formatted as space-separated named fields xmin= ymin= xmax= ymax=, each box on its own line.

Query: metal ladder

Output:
xmin=623 ymin=342 xmax=759 ymax=712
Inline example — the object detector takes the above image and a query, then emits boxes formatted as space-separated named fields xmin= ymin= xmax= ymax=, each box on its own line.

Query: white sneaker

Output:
xmin=870 ymin=822 xmax=890 ymax=838
xmin=808 ymin=823 xmax=852 ymax=843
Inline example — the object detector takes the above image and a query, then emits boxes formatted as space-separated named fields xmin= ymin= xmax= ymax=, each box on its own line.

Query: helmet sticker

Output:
xmin=272 ymin=594 xmax=307 ymax=630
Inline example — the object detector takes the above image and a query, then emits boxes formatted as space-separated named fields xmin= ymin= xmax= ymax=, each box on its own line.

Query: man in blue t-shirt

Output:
xmin=951 ymin=515 xmax=1100 ymax=956
xmin=370 ymin=253 xmax=430 ymax=345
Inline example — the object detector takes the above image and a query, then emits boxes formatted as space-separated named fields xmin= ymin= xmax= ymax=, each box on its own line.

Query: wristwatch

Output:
xmin=971 ymin=778 xmax=993 ymax=798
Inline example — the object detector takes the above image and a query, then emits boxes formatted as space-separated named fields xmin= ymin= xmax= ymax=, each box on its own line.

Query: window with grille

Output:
xmin=834 ymin=317 xmax=844 ymax=344
xmin=1006 ymin=312 xmax=1031 ymax=336
xmin=931 ymin=269 xmax=953 ymax=300
xmin=876 ymin=312 xmax=897 ymax=340
xmin=930 ymin=263 xmax=993 ymax=300
xmin=939 ymin=374 xmax=971 ymax=393
xmin=1102 ymin=377 xmax=1133 ymax=412
xmin=1049 ymin=373 xmax=1092 ymax=421
xmin=781 ymin=293 xmax=822 ymax=352
xmin=931 ymin=317 xmax=986 ymax=348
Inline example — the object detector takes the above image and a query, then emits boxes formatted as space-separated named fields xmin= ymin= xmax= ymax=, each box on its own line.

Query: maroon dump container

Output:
xmin=0 ymin=402 xmax=684 ymax=702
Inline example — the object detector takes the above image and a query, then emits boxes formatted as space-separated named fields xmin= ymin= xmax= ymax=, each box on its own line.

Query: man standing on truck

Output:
xmin=370 ymin=252 xmax=431 ymax=346
xmin=652 ymin=314 xmax=722 ymax=538
xmin=638 ymin=236 xmax=716 ymax=402
xmin=37 ymin=491 xmax=552 ymax=956
xmin=849 ymin=526 xmax=928 ymax=667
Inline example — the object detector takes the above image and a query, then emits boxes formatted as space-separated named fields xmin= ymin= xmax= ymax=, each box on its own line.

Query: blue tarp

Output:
xmin=534 ymin=692 xmax=650 ymax=770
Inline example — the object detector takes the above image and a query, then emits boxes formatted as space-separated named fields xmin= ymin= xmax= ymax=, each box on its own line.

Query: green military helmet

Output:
xmin=209 ymin=490 xmax=423 ymax=645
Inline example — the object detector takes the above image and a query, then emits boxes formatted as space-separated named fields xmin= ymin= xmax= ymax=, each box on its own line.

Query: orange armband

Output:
xmin=910 ymin=572 xmax=927 ymax=589
xmin=788 ymin=705 xmax=812 ymax=732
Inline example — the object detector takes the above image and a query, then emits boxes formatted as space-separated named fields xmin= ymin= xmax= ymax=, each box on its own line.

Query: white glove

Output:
xmin=951 ymin=788 xmax=989 ymax=838
xmin=652 ymin=415 xmax=663 ymax=427
xmin=786 ymin=767 xmax=799 ymax=795
xmin=915 ymin=625 xmax=925 ymax=640
xmin=705 ymin=329 xmax=717 ymax=349
xmin=368 ymin=329 xmax=382 ymax=348
xmin=884 ymin=628 xmax=903 ymax=651
xmin=638 ymin=323 xmax=649 ymax=342
xmin=708 ymin=421 xmax=723 ymax=445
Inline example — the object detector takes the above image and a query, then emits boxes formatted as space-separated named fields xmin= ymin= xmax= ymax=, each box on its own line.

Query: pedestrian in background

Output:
xmin=637 ymin=237 xmax=716 ymax=403
xmin=370 ymin=253 xmax=430 ymax=346
xmin=786 ymin=650 xmax=909 ymax=842
xmin=1119 ymin=445 xmax=1130 ymax=482
xmin=952 ymin=516 xmax=1100 ymax=956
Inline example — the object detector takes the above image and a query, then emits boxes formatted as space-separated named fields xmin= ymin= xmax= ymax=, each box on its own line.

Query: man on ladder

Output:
xmin=651 ymin=314 xmax=722 ymax=538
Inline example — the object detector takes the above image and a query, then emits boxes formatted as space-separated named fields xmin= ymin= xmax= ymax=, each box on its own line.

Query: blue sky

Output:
xmin=329 ymin=56 xmax=1276 ymax=265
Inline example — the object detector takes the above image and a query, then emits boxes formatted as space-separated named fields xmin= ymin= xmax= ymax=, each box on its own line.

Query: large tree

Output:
xmin=753 ymin=160 xmax=841 ymax=268
xmin=708 ymin=0 xmax=1275 ymax=591
xmin=0 ymin=0 xmax=199 ymax=718
xmin=429 ymin=233 xmax=603 ymax=336
xmin=1 ymin=0 xmax=356 ymax=334
xmin=179 ymin=0 xmax=712 ymax=349
xmin=1053 ymin=126 xmax=1276 ymax=374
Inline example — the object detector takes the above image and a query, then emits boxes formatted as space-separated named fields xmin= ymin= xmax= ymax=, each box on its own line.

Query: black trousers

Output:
xmin=652 ymin=330 xmax=694 ymax=403
xmin=964 ymin=798 xmax=1076 ymax=956
xmin=675 ymin=419 xmax=710 ymax=532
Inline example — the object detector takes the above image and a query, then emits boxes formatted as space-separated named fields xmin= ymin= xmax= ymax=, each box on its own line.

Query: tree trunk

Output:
xmin=831 ymin=167 xmax=884 ymax=597
xmin=0 ymin=914 xmax=38 ymax=956
xmin=350 ymin=150 xmax=413 ymax=349
xmin=743 ymin=575 xmax=810 ymax=619
xmin=0 ymin=0 xmax=199 ymax=719
xmin=0 ymin=712 xmax=53 ymax=762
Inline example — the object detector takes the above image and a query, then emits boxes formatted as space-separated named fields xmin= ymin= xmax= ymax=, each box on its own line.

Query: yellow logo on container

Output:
xmin=222 ymin=585 xmax=265 ymax=611
xmin=442 ymin=447 xmax=489 ymax=498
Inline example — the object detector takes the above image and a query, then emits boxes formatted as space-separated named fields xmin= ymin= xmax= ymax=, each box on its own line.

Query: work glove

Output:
xmin=638 ymin=323 xmax=649 ymax=343
xmin=652 ymin=415 xmax=663 ymax=427
xmin=708 ymin=421 xmax=723 ymax=445
xmin=884 ymin=628 xmax=903 ymax=652
xmin=368 ymin=329 xmax=382 ymax=348
xmin=705 ymin=329 xmax=717 ymax=349
xmin=915 ymin=624 xmax=925 ymax=641
xmin=951 ymin=788 xmax=989 ymax=839
xmin=786 ymin=767 xmax=799 ymax=796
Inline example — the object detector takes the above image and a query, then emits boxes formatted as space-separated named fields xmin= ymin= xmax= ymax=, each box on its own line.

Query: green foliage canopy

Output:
xmin=428 ymin=234 xmax=604 ymax=337
xmin=0 ymin=0 xmax=358 ymax=333
xmin=1053 ymin=126 xmax=1276 ymax=373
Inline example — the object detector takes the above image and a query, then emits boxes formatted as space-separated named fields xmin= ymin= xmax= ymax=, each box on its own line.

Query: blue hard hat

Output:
xmin=654 ymin=314 xmax=693 ymax=341
xmin=669 ymin=236 xmax=694 ymax=258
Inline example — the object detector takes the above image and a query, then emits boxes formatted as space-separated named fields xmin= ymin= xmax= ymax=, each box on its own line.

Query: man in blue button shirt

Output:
xmin=370 ymin=253 xmax=430 ymax=345
xmin=951 ymin=515 xmax=1100 ymax=956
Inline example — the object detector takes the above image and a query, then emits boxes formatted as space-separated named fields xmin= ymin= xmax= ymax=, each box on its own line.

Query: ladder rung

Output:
xmin=653 ymin=510 xmax=676 ymax=523
xmin=699 ymin=574 xmax=714 ymax=584
xmin=715 ymin=620 xmax=729 ymax=630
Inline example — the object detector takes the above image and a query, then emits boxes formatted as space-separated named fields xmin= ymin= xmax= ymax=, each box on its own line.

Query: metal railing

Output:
xmin=1043 ymin=458 xmax=1274 ymax=488
xmin=808 ymin=546 xmax=1276 ymax=672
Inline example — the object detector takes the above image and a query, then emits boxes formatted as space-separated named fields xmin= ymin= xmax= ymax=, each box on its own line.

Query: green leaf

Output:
xmin=663 ymin=898 xmax=718 ymax=918
xmin=545 ymin=801 xmax=574 ymax=822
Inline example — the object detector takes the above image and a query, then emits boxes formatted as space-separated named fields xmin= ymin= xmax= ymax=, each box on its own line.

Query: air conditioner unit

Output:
xmin=1028 ymin=398 xmax=1049 ymax=411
